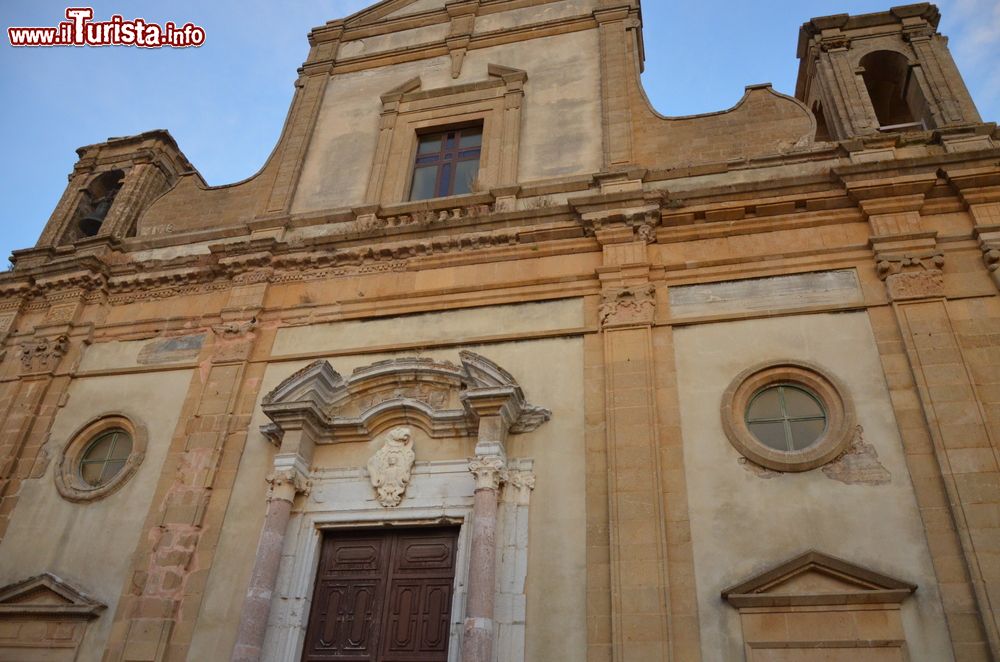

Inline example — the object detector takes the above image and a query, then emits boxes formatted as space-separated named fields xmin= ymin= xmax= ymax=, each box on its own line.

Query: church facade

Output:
xmin=1 ymin=1 xmax=999 ymax=661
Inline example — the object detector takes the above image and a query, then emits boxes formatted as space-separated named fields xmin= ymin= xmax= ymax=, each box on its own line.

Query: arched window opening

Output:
xmin=62 ymin=169 xmax=125 ymax=243
xmin=859 ymin=51 xmax=930 ymax=132
xmin=812 ymin=101 xmax=832 ymax=142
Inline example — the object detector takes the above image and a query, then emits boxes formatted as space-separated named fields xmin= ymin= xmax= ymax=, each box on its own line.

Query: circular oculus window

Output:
xmin=721 ymin=362 xmax=855 ymax=472
xmin=56 ymin=414 xmax=147 ymax=502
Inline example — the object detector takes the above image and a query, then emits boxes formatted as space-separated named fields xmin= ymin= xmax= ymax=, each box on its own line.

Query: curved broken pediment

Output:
xmin=262 ymin=351 xmax=550 ymax=444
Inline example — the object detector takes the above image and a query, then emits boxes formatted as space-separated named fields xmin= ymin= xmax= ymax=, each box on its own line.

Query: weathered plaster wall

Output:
xmin=0 ymin=369 xmax=193 ymax=662
xmin=271 ymin=297 xmax=583 ymax=355
xmin=292 ymin=28 xmax=601 ymax=213
xmin=338 ymin=24 xmax=450 ymax=60
xmin=190 ymin=300 xmax=587 ymax=661
xmin=673 ymin=311 xmax=953 ymax=661
xmin=474 ymin=0 xmax=597 ymax=34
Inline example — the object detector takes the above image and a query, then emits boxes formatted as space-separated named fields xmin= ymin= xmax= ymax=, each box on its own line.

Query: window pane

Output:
xmin=417 ymin=135 xmax=441 ymax=155
xmin=444 ymin=132 xmax=456 ymax=149
xmin=783 ymin=387 xmax=824 ymax=419
xmin=410 ymin=165 xmax=438 ymax=201
xmin=454 ymin=160 xmax=480 ymax=195
xmin=437 ymin=163 xmax=452 ymax=198
xmin=83 ymin=434 xmax=114 ymax=462
xmin=459 ymin=128 xmax=482 ymax=148
xmin=100 ymin=460 xmax=127 ymax=483
xmin=748 ymin=421 xmax=789 ymax=451
xmin=789 ymin=419 xmax=826 ymax=450
xmin=81 ymin=462 xmax=104 ymax=486
xmin=747 ymin=388 xmax=782 ymax=421
xmin=108 ymin=436 xmax=133 ymax=461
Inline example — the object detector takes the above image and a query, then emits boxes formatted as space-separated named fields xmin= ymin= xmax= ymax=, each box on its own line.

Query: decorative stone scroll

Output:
xmin=367 ymin=427 xmax=416 ymax=507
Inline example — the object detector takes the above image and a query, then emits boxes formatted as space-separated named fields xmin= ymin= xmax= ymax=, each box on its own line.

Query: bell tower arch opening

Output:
xmin=858 ymin=50 xmax=929 ymax=131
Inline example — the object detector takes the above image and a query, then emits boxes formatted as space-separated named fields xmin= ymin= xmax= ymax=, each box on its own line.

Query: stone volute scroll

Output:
xmin=367 ymin=426 xmax=416 ymax=507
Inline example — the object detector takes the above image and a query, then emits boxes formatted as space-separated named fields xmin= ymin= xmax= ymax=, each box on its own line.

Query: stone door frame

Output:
xmin=262 ymin=458 xmax=533 ymax=662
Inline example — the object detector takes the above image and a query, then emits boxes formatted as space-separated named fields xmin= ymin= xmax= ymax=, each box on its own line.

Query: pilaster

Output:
xmin=594 ymin=7 xmax=637 ymax=168
xmin=105 ymin=284 xmax=273 ymax=662
xmin=0 ymin=286 xmax=89 ymax=543
xmin=257 ymin=28 xmax=340 ymax=218
xmin=598 ymin=233 xmax=671 ymax=661
xmin=847 ymin=173 xmax=1000 ymax=661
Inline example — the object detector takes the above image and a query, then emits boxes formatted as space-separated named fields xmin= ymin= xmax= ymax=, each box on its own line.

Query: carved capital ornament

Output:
xmin=469 ymin=455 xmax=506 ymax=491
xmin=600 ymin=284 xmax=656 ymax=328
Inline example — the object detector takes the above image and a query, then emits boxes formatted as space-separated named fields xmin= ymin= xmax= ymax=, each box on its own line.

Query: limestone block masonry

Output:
xmin=0 ymin=1 xmax=999 ymax=662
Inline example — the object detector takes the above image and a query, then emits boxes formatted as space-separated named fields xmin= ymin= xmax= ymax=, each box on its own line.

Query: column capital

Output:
xmin=600 ymin=283 xmax=656 ymax=329
xmin=266 ymin=466 xmax=310 ymax=504
xmin=469 ymin=455 xmax=506 ymax=492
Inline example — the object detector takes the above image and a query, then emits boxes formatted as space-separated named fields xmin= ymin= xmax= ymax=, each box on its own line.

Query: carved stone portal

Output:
xmin=367 ymin=427 xmax=416 ymax=508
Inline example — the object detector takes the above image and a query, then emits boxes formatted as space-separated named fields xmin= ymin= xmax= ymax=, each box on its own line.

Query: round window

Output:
xmin=79 ymin=429 xmax=133 ymax=487
xmin=721 ymin=362 xmax=855 ymax=473
xmin=745 ymin=385 xmax=828 ymax=452
xmin=56 ymin=414 xmax=146 ymax=502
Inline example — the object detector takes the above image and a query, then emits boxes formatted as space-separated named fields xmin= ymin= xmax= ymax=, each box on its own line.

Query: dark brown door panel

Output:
xmin=303 ymin=527 xmax=458 ymax=662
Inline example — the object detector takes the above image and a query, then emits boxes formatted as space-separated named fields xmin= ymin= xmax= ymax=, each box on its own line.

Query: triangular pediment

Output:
xmin=0 ymin=573 xmax=105 ymax=619
xmin=722 ymin=551 xmax=916 ymax=608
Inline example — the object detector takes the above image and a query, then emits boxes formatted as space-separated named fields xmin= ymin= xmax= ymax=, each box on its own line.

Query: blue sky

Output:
xmin=1 ymin=1 xmax=997 ymax=263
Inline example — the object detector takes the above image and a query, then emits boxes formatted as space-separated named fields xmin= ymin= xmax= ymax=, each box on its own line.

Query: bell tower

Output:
xmin=33 ymin=130 xmax=193 ymax=249
xmin=796 ymin=3 xmax=982 ymax=141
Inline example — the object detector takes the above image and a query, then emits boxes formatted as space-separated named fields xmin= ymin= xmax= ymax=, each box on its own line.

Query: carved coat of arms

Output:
xmin=367 ymin=427 xmax=416 ymax=507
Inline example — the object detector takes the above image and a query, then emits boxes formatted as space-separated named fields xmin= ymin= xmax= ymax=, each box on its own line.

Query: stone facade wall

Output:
xmin=1 ymin=2 xmax=999 ymax=661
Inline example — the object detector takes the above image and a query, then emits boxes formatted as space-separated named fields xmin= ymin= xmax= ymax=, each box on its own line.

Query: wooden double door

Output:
xmin=302 ymin=527 xmax=459 ymax=662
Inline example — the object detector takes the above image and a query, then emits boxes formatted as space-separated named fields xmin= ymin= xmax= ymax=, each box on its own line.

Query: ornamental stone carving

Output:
xmin=367 ymin=427 xmax=416 ymax=508
xmin=600 ymin=284 xmax=656 ymax=328
xmin=260 ymin=351 xmax=551 ymax=445
xmin=983 ymin=240 xmax=999 ymax=288
xmin=875 ymin=252 xmax=945 ymax=279
xmin=18 ymin=335 xmax=69 ymax=373
xmin=212 ymin=317 xmax=257 ymax=338
xmin=469 ymin=455 xmax=506 ymax=491
xmin=265 ymin=467 xmax=311 ymax=503
xmin=876 ymin=251 xmax=946 ymax=301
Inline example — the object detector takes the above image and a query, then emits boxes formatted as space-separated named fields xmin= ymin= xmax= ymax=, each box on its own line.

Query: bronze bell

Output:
xmin=78 ymin=198 xmax=113 ymax=237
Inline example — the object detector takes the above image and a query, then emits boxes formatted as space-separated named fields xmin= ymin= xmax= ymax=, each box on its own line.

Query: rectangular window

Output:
xmin=409 ymin=125 xmax=482 ymax=201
